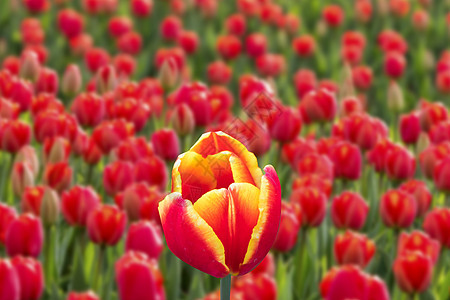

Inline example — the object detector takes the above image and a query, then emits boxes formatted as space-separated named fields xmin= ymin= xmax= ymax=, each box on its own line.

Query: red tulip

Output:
xmin=352 ymin=65 xmax=373 ymax=91
xmin=121 ymin=182 xmax=155 ymax=221
xmin=267 ymin=106 xmax=301 ymax=143
xmin=20 ymin=50 xmax=41 ymax=82
xmin=31 ymin=94 xmax=65 ymax=119
xmin=384 ymin=52 xmax=406 ymax=78
xmin=292 ymin=175 xmax=332 ymax=199
xmin=290 ymin=187 xmax=327 ymax=227
xmin=71 ymin=93 xmax=105 ymax=127
xmin=5 ymin=213 xmax=44 ymax=257
xmin=0 ymin=120 xmax=31 ymax=154
xmin=299 ymin=88 xmax=337 ymax=124
xmin=103 ymin=160 xmax=135 ymax=196
xmin=117 ymin=32 xmax=142 ymax=55
xmin=233 ymin=273 xmax=277 ymax=300
xmin=92 ymin=120 xmax=135 ymax=154
xmin=58 ymin=9 xmax=84 ymax=39
xmin=125 ymin=220 xmax=163 ymax=260
xmin=43 ymin=162 xmax=73 ymax=193
xmin=340 ymin=96 xmax=364 ymax=117
xmin=429 ymin=120 xmax=450 ymax=144
xmin=151 ymin=129 xmax=180 ymax=161
xmin=0 ymin=98 xmax=20 ymax=120
xmin=82 ymin=136 xmax=103 ymax=165
xmin=43 ymin=137 xmax=71 ymax=164
xmin=399 ymin=112 xmax=421 ymax=144
xmin=61 ymin=64 xmax=81 ymax=95
xmin=114 ymin=54 xmax=136 ymax=77
xmin=134 ymin=156 xmax=168 ymax=191
xmin=273 ymin=202 xmax=301 ymax=252
xmin=87 ymin=204 xmax=127 ymax=246
xmin=131 ymin=0 xmax=153 ymax=17
xmin=329 ymin=140 xmax=362 ymax=180
xmin=380 ymin=189 xmax=417 ymax=228
xmin=225 ymin=14 xmax=246 ymax=36
xmin=385 ymin=144 xmax=415 ymax=180
xmin=115 ymin=251 xmax=166 ymax=300
xmin=160 ymin=15 xmax=182 ymax=41
xmin=245 ymin=33 xmax=267 ymax=58
xmin=331 ymin=191 xmax=369 ymax=230
xmin=178 ymin=30 xmax=199 ymax=54
xmin=432 ymin=156 xmax=450 ymax=192
xmin=14 ymin=146 xmax=39 ymax=176
xmin=33 ymin=111 xmax=78 ymax=143
xmin=113 ymin=137 xmax=154 ymax=163
xmin=69 ymin=34 xmax=93 ymax=56
xmin=255 ymin=53 xmax=285 ymax=77
xmin=21 ymin=186 xmax=45 ymax=216
xmin=419 ymin=142 xmax=450 ymax=178
xmin=423 ymin=207 xmax=450 ymax=248
xmin=437 ymin=71 xmax=450 ymax=94
xmin=61 ymin=186 xmax=101 ymax=226
xmin=322 ymin=4 xmax=344 ymax=27
xmin=67 ymin=291 xmax=100 ymax=300
xmin=207 ymin=61 xmax=232 ymax=85
xmin=393 ymin=251 xmax=432 ymax=294
xmin=334 ymin=230 xmax=375 ymax=268
xmin=84 ymin=48 xmax=110 ymax=73
xmin=296 ymin=153 xmax=334 ymax=181
xmin=108 ymin=16 xmax=133 ymax=38
xmin=0 ymin=204 xmax=17 ymax=246
xmin=173 ymin=82 xmax=212 ymax=126
xmin=292 ymin=35 xmax=315 ymax=57
xmin=35 ymin=67 xmax=59 ymax=95
xmin=0 ymin=259 xmax=20 ymax=300
xmin=217 ymin=35 xmax=242 ymax=60
xmin=11 ymin=162 xmax=35 ymax=197
xmin=398 ymin=230 xmax=440 ymax=265
xmin=399 ymin=180 xmax=431 ymax=218
xmin=11 ymin=256 xmax=44 ymax=300
xmin=419 ymin=101 xmax=448 ymax=131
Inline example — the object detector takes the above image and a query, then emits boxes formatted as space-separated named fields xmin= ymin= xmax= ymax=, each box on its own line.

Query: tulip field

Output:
xmin=2 ymin=0 xmax=450 ymax=299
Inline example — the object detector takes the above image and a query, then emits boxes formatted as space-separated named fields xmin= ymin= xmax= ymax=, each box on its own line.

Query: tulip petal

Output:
xmin=190 ymin=132 xmax=263 ymax=187
xmin=158 ymin=193 xmax=229 ymax=278
xmin=173 ymin=152 xmax=217 ymax=203
xmin=240 ymin=165 xmax=281 ymax=275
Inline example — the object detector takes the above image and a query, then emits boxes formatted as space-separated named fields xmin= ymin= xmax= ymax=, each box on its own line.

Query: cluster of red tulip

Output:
xmin=0 ymin=0 xmax=450 ymax=299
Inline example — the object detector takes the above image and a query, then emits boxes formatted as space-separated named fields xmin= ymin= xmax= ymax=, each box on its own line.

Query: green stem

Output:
xmin=220 ymin=274 xmax=232 ymax=300
xmin=85 ymin=164 xmax=94 ymax=186
xmin=93 ymin=245 xmax=106 ymax=293
xmin=44 ymin=225 xmax=53 ymax=287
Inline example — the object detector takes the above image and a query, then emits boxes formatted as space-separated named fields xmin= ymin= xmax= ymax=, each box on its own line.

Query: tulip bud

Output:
xmin=380 ymin=189 xmax=417 ymax=228
xmin=338 ymin=63 xmax=355 ymax=101
xmin=273 ymin=201 xmax=301 ymax=252
xmin=0 ymin=204 xmax=17 ymax=246
xmin=43 ymin=137 xmax=71 ymax=164
xmin=14 ymin=146 xmax=39 ymax=176
xmin=268 ymin=106 xmax=302 ymax=143
xmin=20 ymin=50 xmax=41 ymax=82
xmin=62 ymin=64 xmax=82 ymax=96
xmin=87 ymin=204 xmax=127 ymax=246
xmin=125 ymin=220 xmax=164 ymax=260
xmin=393 ymin=251 xmax=432 ymax=294
xmin=11 ymin=162 xmax=35 ymax=197
xmin=387 ymin=81 xmax=404 ymax=112
xmin=158 ymin=58 xmax=179 ymax=89
xmin=21 ymin=186 xmax=45 ymax=216
xmin=331 ymin=191 xmax=369 ymax=230
xmin=61 ymin=185 xmax=101 ymax=227
xmin=290 ymin=187 xmax=327 ymax=227
xmin=96 ymin=65 xmax=117 ymax=94
xmin=43 ymin=162 xmax=73 ymax=193
xmin=423 ymin=208 xmax=450 ymax=248
xmin=40 ymin=186 xmax=60 ymax=226
xmin=11 ymin=256 xmax=44 ymax=300
xmin=115 ymin=251 xmax=166 ymax=300
xmin=334 ymin=231 xmax=375 ymax=268
xmin=151 ymin=128 xmax=180 ymax=161
xmin=103 ymin=160 xmax=135 ymax=196
xmin=5 ymin=213 xmax=44 ymax=257
xmin=170 ymin=103 xmax=195 ymax=136
xmin=0 ymin=259 xmax=20 ymax=300
xmin=67 ymin=291 xmax=100 ymax=300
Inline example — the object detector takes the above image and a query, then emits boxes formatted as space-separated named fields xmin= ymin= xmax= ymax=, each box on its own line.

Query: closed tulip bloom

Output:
xmin=11 ymin=256 xmax=44 ymax=300
xmin=33 ymin=111 xmax=78 ymax=144
xmin=138 ymin=186 xmax=166 ymax=223
xmin=108 ymin=16 xmax=133 ymax=38
xmin=398 ymin=231 xmax=440 ymax=265
xmin=62 ymin=64 xmax=82 ymax=96
xmin=131 ymin=0 xmax=153 ymax=17
xmin=57 ymin=9 xmax=84 ymax=39
xmin=159 ymin=132 xmax=281 ymax=277
xmin=14 ymin=146 xmax=39 ymax=177
xmin=115 ymin=251 xmax=166 ymax=300
xmin=267 ymin=106 xmax=302 ymax=143
xmin=43 ymin=162 xmax=73 ymax=193
xmin=393 ymin=251 xmax=432 ymax=294
xmin=160 ymin=15 xmax=182 ymax=41
xmin=329 ymin=141 xmax=362 ymax=180
xmin=87 ymin=204 xmax=127 ymax=246
xmin=217 ymin=35 xmax=242 ymax=60
xmin=125 ymin=221 xmax=164 ymax=260
xmin=117 ymin=32 xmax=142 ymax=55
xmin=5 ymin=213 xmax=44 ymax=257
xmin=21 ymin=186 xmax=45 ymax=216
xmin=245 ymin=33 xmax=267 ymax=58
xmin=399 ymin=112 xmax=421 ymax=144
xmin=384 ymin=51 xmax=406 ymax=78
xmin=429 ymin=120 xmax=450 ymax=144
xmin=296 ymin=153 xmax=334 ymax=181
xmin=11 ymin=162 xmax=35 ymax=197
xmin=331 ymin=191 xmax=369 ymax=230
xmin=225 ymin=14 xmax=246 ymax=36
xmin=423 ymin=208 xmax=450 ymax=248
xmin=151 ymin=129 xmax=180 ymax=161
xmin=71 ymin=93 xmax=105 ymax=127
xmin=0 ymin=98 xmax=20 ymax=120
xmin=385 ymin=145 xmax=415 ymax=180
xmin=92 ymin=120 xmax=135 ymax=154
xmin=399 ymin=180 xmax=431 ymax=218
xmin=43 ymin=137 xmax=71 ymax=164
xmin=437 ymin=71 xmax=450 ymax=94
xmin=322 ymin=4 xmax=344 ymax=27
xmin=292 ymin=175 xmax=332 ymax=198
xmin=61 ymin=185 xmax=101 ymax=226
xmin=419 ymin=142 xmax=450 ymax=178
xmin=0 ymin=120 xmax=31 ymax=154
xmin=233 ymin=273 xmax=277 ymax=300
xmin=178 ymin=30 xmax=199 ymax=54
xmin=273 ymin=202 xmax=301 ymax=252
xmin=290 ymin=187 xmax=327 ymax=227
xmin=122 ymin=182 xmax=155 ymax=221
xmin=134 ymin=156 xmax=168 ymax=192
xmin=0 ymin=204 xmax=17 ymax=246
xmin=334 ymin=231 xmax=375 ymax=268
xmin=419 ymin=101 xmax=448 ymax=132
xmin=292 ymin=35 xmax=316 ymax=57
xmin=67 ymin=291 xmax=100 ymax=300
xmin=207 ymin=61 xmax=232 ymax=85
xmin=299 ymin=88 xmax=337 ymax=124
xmin=84 ymin=48 xmax=110 ymax=73
xmin=20 ymin=50 xmax=41 ymax=82
xmin=113 ymin=137 xmax=154 ymax=163
xmin=103 ymin=160 xmax=135 ymax=196
xmin=433 ymin=156 xmax=450 ymax=192
xmin=0 ymin=259 xmax=20 ymax=300
xmin=380 ymin=189 xmax=417 ymax=228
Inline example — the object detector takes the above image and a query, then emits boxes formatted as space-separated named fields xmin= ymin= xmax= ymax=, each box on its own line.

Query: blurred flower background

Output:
xmin=0 ymin=0 xmax=450 ymax=299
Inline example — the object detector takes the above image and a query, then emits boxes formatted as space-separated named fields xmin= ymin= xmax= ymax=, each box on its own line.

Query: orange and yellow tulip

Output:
xmin=159 ymin=131 xmax=281 ymax=278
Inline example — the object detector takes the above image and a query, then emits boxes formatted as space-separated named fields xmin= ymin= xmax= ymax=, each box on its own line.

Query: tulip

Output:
xmin=11 ymin=256 xmax=44 ymax=300
xmin=292 ymin=35 xmax=316 ymax=57
xmin=87 ymin=204 xmax=127 ymax=246
xmin=13 ymin=147 xmax=38 ymax=178
xmin=62 ymin=64 xmax=82 ymax=96
xmin=429 ymin=120 xmax=450 ymax=144
xmin=117 ymin=32 xmax=143 ymax=55
xmin=173 ymin=82 xmax=212 ymax=127
xmin=225 ymin=14 xmax=246 ymax=36
xmin=423 ymin=208 xmax=450 ymax=248
xmin=398 ymin=231 xmax=440 ymax=265
xmin=33 ymin=111 xmax=78 ymax=144
xmin=322 ymin=4 xmax=344 ymax=27
xmin=0 ymin=204 xmax=17 ymax=246
xmin=0 ymin=120 xmax=31 ymax=153
xmin=0 ymin=259 xmax=20 ymax=300
xmin=296 ymin=153 xmax=334 ymax=181
xmin=292 ymin=175 xmax=332 ymax=199
xmin=233 ymin=273 xmax=277 ymax=300
xmin=384 ymin=52 xmax=406 ymax=78
xmin=329 ymin=140 xmax=362 ymax=180
xmin=103 ymin=160 xmax=135 ymax=196
xmin=131 ymin=0 xmax=153 ymax=17
xmin=437 ymin=71 xmax=450 ymax=94
xmin=43 ymin=137 xmax=71 ymax=164
xmin=84 ymin=48 xmax=110 ymax=73
xmin=134 ymin=156 xmax=168 ymax=191
xmin=217 ymin=35 xmax=242 ymax=60
xmin=61 ymin=185 xmax=101 ymax=227
xmin=151 ymin=129 xmax=180 ymax=161
xmin=433 ymin=156 xmax=450 ymax=192
xmin=331 ymin=191 xmax=369 ymax=230
xmin=393 ymin=251 xmax=432 ymax=294
xmin=178 ymin=30 xmax=199 ymax=54
xmin=380 ymin=189 xmax=417 ymax=228
xmin=207 ymin=61 xmax=232 ymax=85
xmin=352 ymin=65 xmax=373 ymax=91
xmin=419 ymin=101 xmax=448 ymax=131
xmin=43 ymin=162 xmax=73 ymax=193
xmin=160 ymin=15 xmax=182 ymax=41
xmin=20 ymin=50 xmax=40 ymax=82
xmin=30 ymin=93 xmax=65 ymax=119
xmin=399 ymin=180 xmax=431 ymax=218
xmin=114 ymin=54 xmax=136 ymax=77
xmin=137 ymin=186 xmax=166 ymax=223
xmin=11 ymin=162 xmax=35 ymax=197
xmin=113 ymin=137 xmax=154 ymax=163
xmin=71 ymin=93 xmax=105 ymax=127
xmin=40 ymin=186 xmax=60 ymax=226
xmin=82 ymin=137 xmax=103 ymax=165
xmin=334 ymin=231 xmax=375 ymax=268
xmin=0 ymin=98 xmax=20 ymax=120
xmin=419 ymin=142 xmax=450 ymax=178
xmin=299 ymin=88 xmax=337 ymax=124
xmin=272 ymin=201 xmax=301 ymax=252
xmin=115 ymin=251 xmax=166 ymax=300
xmin=21 ymin=186 xmax=44 ymax=216
xmin=67 ymin=291 xmax=100 ymax=300
xmin=92 ymin=120 xmax=135 ymax=154
xmin=267 ymin=106 xmax=302 ymax=143
xmin=290 ymin=187 xmax=327 ymax=227
xmin=385 ymin=145 xmax=415 ymax=180
xmin=125 ymin=220 xmax=164 ymax=260
xmin=121 ymin=182 xmax=155 ymax=221
xmin=159 ymin=132 xmax=281 ymax=277
xmin=108 ymin=98 xmax=150 ymax=132
xmin=245 ymin=33 xmax=267 ymax=58
xmin=5 ymin=213 xmax=44 ymax=257
xmin=399 ymin=112 xmax=421 ymax=144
